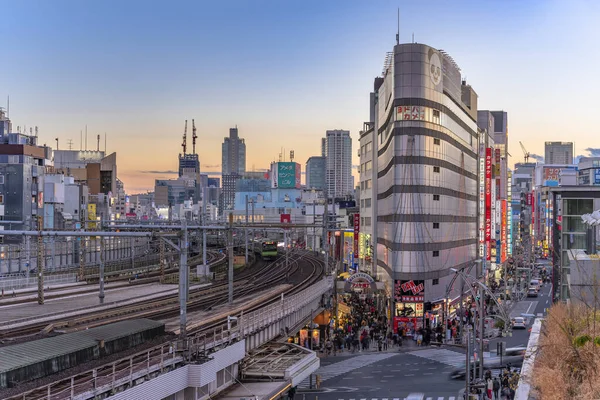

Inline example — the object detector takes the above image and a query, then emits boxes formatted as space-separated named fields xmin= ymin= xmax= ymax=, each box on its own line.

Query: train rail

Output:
xmin=1 ymin=251 xmax=326 ymax=400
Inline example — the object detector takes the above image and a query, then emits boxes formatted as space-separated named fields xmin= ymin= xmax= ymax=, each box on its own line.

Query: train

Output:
xmin=260 ymin=240 xmax=278 ymax=260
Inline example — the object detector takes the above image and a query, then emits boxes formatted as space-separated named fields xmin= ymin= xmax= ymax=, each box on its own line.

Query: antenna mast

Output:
xmin=192 ymin=119 xmax=197 ymax=155
xmin=85 ymin=125 xmax=88 ymax=151
xmin=396 ymin=8 xmax=400 ymax=45
xmin=97 ymin=134 xmax=100 ymax=151
xmin=182 ymin=120 xmax=187 ymax=154
xmin=55 ymin=138 xmax=59 ymax=150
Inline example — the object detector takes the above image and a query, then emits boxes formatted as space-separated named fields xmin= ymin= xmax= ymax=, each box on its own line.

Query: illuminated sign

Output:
xmin=501 ymin=200 xmax=508 ymax=263
xmin=353 ymin=214 xmax=360 ymax=260
xmin=394 ymin=279 xmax=425 ymax=303
xmin=485 ymin=148 xmax=492 ymax=260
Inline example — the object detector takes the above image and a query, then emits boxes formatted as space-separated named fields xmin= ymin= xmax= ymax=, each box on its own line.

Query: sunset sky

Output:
xmin=1 ymin=0 xmax=599 ymax=193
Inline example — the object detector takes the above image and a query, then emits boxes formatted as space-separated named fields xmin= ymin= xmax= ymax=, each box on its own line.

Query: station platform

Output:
xmin=0 ymin=283 xmax=180 ymax=324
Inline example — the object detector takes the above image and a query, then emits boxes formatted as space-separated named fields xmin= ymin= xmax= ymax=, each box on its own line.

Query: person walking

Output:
xmin=493 ymin=377 xmax=501 ymax=399
xmin=487 ymin=377 xmax=494 ymax=399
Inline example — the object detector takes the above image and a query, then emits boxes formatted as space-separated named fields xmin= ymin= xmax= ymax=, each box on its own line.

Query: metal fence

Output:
xmin=0 ymin=272 xmax=78 ymax=291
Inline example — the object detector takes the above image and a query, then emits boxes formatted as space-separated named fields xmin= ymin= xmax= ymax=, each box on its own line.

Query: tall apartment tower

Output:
xmin=545 ymin=141 xmax=573 ymax=164
xmin=360 ymin=44 xmax=479 ymax=314
xmin=323 ymin=129 xmax=352 ymax=199
xmin=221 ymin=127 xmax=246 ymax=176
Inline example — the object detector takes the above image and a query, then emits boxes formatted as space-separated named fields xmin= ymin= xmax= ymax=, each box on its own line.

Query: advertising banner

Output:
xmin=87 ymin=203 xmax=97 ymax=229
xmin=501 ymin=200 xmax=508 ymax=263
xmin=485 ymin=148 xmax=492 ymax=261
xmin=295 ymin=163 xmax=302 ymax=189
xmin=527 ymin=193 xmax=532 ymax=206
xmin=394 ymin=279 xmax=425 ymax=303
xmin=353 ymin=214 xmax=360 ymax=260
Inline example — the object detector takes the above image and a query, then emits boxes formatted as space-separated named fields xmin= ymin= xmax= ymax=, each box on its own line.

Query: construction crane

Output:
xmin=519 ymin=141 xmax=530 ymax=163
xmin=192 ymin=119 xmax=197 ymax=155
xmin=182 ymin=120 xmax=188 ymax=154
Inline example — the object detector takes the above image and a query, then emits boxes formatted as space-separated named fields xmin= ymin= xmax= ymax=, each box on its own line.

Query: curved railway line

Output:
xmin=2 ymin=250 xmax=325 ymax=400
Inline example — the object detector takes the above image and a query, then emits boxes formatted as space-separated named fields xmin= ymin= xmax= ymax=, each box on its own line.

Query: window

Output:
xmin=365 ymin=179 xmax=372 ymax=189
xmin=366 ymin=142 xmax=372 ymax=153
xmin=433 ymin=222 xmax=439 ymax=229
xmin=364 ymin=198 xmax=371 ymax=208
xmin=432 ymin=278 xmax=439 ymax=285
xmin=433 ymin=138 xmax=440 ymax=145
xmin=0 ymin=195 xmax=3 ymax=204
xmin=0 ymin=175 xmax=4 ymax=184
xmin=365 ymin=161 xmax=372 ymax=171
xmin=433 ymin=194 xmax=440 ymax=201
xmin=360 ymin=199 xmax=364 ymax=208
xmin=433 ymin=166 xmax=440 ymax=173
xmin=433 ymin=250 xmax=440 ymax=257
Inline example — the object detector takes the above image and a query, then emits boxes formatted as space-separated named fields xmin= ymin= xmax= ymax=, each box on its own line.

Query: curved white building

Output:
xmin=359 ymin=43 xmax=479 ymax=321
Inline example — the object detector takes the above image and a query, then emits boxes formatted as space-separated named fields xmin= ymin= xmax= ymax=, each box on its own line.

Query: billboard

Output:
xmin=485 ymin=148 xmax=492 ymax=261
xmin=543 ymin=167 xmax=561 ymax=186
xmin=353 ymin=214 xmax=360 ymax=260
xmin=394 ymin=279 xmax=425 ymax=303
xmin=501 ymin=200 xmax=508 ymax=263
xmin=277 ymin=162 xmax=297 ymax=189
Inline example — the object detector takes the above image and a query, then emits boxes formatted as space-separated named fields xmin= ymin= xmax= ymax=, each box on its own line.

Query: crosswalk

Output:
xmin=408 ymin=348 xmax=520 ymax=377
xmin=297 ymin=353 xmax=397 ymax=388
xmin=333 ymin=397 xmax=456 ymax=400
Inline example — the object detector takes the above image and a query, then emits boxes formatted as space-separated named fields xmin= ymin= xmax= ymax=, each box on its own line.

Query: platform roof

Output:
xmin=0 ymin=319 xmax=163 ymax=373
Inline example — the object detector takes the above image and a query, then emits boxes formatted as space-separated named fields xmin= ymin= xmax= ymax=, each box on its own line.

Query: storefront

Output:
xmin=393 ymin=279 xmax=425 ymax=335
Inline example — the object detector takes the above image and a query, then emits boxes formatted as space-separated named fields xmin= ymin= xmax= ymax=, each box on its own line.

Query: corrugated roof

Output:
xmin=0 ymin=319 xmax=163 ymax=373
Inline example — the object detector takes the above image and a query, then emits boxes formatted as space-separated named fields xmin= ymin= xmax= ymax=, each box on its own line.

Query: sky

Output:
xmin=1 ymin=0 xmax=599 ymax=193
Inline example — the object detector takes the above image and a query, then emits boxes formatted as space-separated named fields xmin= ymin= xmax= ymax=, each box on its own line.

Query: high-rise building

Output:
xmin=361 ymin=43 xmax=479 ymax=317
xmin=178 ymin=153 xmax=200 ymax=178
xmin=323 ymin=130 xmax=352 ymax=199
xmin=221 ymin=127 xmax=246 ymax=176
xmin=306 ymin=156 xmax=326 ymax=190
xmin=545 ymin=141 xmax=573 ymax=164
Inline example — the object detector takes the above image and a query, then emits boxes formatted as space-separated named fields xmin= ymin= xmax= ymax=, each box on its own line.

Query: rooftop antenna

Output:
xmin=396 ymin=8 xmax=400 ymax=45
xmin=105 ymin=133 xmax=107 ymax=153
xmin=85 ymin=125 xmax=88 ymax=151
xmin=67 ymin=139 xmax=74 ymax=150
xmin=182 ymin=120 xmax=188 ymax=154
xmin=290 ymin=150 xmax=295 ymax=162
xmin=96 ymin=134 xmax=100 ymax=151
xmin=192 ymin=119 xmax=197 ymax=155
xmin=412 ymin=33 xmax=414 ymax=43
xmin=35 ymin=126 xmax=38 ymax=137
xmin=80 ymin=130 xmax=82 ymax=151
xmin=6 ymin=96 xmax=9 ymax=118
xmin=55 ymin=138 xmax=59 ymax=150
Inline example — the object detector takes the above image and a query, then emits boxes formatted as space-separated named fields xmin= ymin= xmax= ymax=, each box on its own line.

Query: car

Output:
xmin=448 ymin=356 xmax=525 ymax=380
xmin=512 ymin=317 xmax=527 ymax=329
xmin=527 ymin=288 xmax=539 ymax=298
xmin=405 ymin=394 xmax=425 ymax=400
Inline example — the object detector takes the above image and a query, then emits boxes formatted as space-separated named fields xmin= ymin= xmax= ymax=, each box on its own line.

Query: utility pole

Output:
xmin=323 ymin=189 xmax=329 ymax=274
xmin=160 ymin=239 xmax=165 ymax=283
xmin=245 ymin=195 xmax=249 ymax=265
xmin=479 ymin=283 xmax=485 ymax=380
xmin=228 ymin=213 xmax=234 ymax=305
xmin=465 ymin=327 xmax=471 ymax=396
xmin=179 ymin=218 xmax=188 ymax=340
xmin=99 ymin=236 xmax=105 ymax=304
xmin=25 ymin=236 xmax=31 ymax=280
xmin=37 ymin=216 xmax=44 ymax=305
xmin=202 ymin=187 xmax=207 ymax=269
xmin=285 ymin=228 xmax=289 ymax=282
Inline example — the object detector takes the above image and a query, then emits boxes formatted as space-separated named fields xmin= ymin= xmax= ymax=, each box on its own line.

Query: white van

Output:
xmin=530 ymin=279 xmax=541 ymax=291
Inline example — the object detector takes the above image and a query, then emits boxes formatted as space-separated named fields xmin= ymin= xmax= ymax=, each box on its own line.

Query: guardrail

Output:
xmin=0 ymin=273 xmax=77 ymax=291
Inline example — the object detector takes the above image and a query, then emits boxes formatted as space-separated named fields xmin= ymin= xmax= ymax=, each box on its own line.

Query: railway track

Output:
xmin=1 ymin=251 xmax=325 ymax=400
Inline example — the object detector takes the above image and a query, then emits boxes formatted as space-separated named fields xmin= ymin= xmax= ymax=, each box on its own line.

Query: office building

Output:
xmin=0 ymin=109 xmax=51 ymax=232
xmin=178 ymin=153 xmax=200 ymax=178
xmin=323 ymin=129 xmax=352 ymax=199
xmin=53 ymin=150 xmax=118 ymax=196
xmin=545 ymin=141 xmax=573 ymax=164
xmin=361 ymin=43 xmax=479 ymax=327
xmin=577 ymin=157 xmax=600 ymax=185
xmin=222 ymin=127 xmax=246 ymax=176
xmin=306 ymin=156 xmax=326 ymax=190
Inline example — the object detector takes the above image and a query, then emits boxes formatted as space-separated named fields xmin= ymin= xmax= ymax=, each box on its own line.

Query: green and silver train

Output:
xmin=260 ymin=240 xmax=278 ymax=260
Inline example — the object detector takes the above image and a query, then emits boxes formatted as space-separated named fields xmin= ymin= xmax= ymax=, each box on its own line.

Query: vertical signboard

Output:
xmin=87 ymin=203 xmax=97 ymax=229
xmin=277 ymin=162 xmax=297 ymax=189
xmin=485 ymin=148 xmax=492 ymax=261
xmin=353 ymin=214 xmax=360 ymax=261
xmin=501 ymin=200 xmax=508 ymax=263
xmin=295 ymin=163 xmax=302 ymax=189
xmin=479 ymin=155 xmax=485 ymax=258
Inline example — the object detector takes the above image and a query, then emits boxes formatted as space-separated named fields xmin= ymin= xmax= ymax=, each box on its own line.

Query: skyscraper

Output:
xmin=360 ymin=43 xmax=479 ymax=313
xmin=306 ymin=156 xmax=326 ymax=190
xmin=221 ymin=127 xmax=246 ymax=176
xmin=323 ymin=130 xmax=352 ymax=198
xmin=545 ymin=141 xmax=573 ymax=164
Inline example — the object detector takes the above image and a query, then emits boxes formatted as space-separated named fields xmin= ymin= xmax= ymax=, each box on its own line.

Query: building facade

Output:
xmin=362 ymin=43 xmax=479 ymax=324
xmin=221 ymin=127 xmax=246 ymax=176
xmin=545 ymin=141 xmax=573 ymax=164
xmin=306 ymin=156 xmax=326 ymax=190
xmin=323 ymin=130 xmax=352 ymax=199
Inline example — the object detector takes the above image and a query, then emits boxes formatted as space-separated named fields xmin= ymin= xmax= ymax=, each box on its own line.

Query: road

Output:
xmin=298 ymin=261 xmax=553 ymax=400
